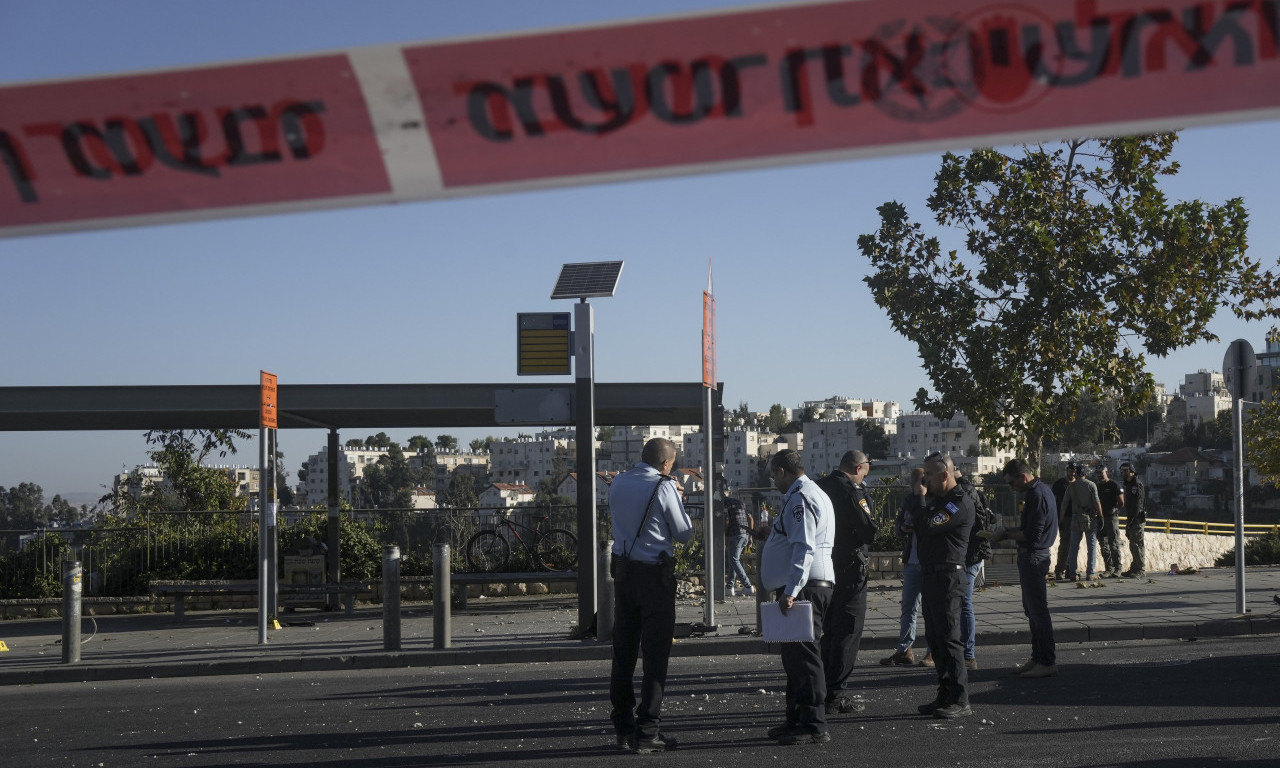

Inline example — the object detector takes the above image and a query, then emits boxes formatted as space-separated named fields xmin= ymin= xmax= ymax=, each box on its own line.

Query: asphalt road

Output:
xmin=5 ymin=636 xmax=1278 ymax=768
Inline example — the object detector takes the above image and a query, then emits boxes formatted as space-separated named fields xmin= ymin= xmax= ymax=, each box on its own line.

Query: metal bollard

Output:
xmin=433 ymin=544 xmax=451 ymax=649
xmin=596 ymin=539 xmax=614 ymax=643
xmin=62 ymin=560 xmax=82 ymax=664
xmin=383 ymin=545 xmax=401 ymax=651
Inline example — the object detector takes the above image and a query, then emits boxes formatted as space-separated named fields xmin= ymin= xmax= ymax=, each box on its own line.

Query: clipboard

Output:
xmin=760 ymin=600 xmax=815 ymax=642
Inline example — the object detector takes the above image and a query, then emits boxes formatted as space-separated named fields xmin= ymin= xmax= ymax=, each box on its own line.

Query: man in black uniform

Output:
xmin=912 ymin=453 xmax=976 ymax=719
xmin=1120 ymin=463 xmax=1147 ymax=578
xmin=1094 ymin=465 xmax=1124 ymax=578
xmin=816 ymin=450 xmax=877 ymax=715
xmin=1050 ymin=466 xmax=1073 ymax=580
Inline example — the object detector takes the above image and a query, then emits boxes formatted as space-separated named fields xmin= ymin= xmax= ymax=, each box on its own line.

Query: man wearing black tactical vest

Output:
xmin=911 ymin=452 xmax=976 ymax=719
xmin=816 ymin=450 xmax=877 ymax=716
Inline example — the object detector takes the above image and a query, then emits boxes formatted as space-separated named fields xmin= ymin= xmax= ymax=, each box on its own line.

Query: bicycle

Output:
xmin=465 ymin=513 xmax=578 ymax=572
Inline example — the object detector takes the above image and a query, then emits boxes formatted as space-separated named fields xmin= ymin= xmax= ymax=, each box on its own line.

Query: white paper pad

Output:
xmin=760 ymin=600 xmax=815 ymax=642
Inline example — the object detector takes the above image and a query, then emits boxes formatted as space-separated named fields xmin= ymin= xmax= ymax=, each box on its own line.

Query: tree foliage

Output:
xmin=406 ymin=434 xmax=435 ymax=454
xmin=106 ymin=429 xmax=252 ymax=513
xmin=855 ymin=418 xmax=891 ymax=460
xmin=763 ymin=404 xmax=790 ymax=435
xmin=1246 ymin=362 xmax=1280 ymax=485
xmin=859 ymin=134 xmax=1280 ymax=468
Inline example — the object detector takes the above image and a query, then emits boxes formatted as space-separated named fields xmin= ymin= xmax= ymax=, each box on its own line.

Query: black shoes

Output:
xmin=933 ymin=702 xmax=973 ymax=719
xmin=824 ymin=696 xmax=866 ymax=714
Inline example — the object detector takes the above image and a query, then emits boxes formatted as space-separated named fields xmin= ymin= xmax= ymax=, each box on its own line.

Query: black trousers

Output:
xmin=921 ymin=565 xmax=968 ymax=705
xmin=775 ymin=583 xmax=833 ymax=734
xmin=820 ymin=572 xmax=868 ymax=698
xmin=610 ymin=560 xmax=676 ymax=740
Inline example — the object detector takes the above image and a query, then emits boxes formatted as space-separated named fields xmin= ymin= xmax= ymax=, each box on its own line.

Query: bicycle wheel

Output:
xmin=535 ymin=529 xmax=578 ymax=571
xmin=466 ymin=530 xmax=510 ymax=572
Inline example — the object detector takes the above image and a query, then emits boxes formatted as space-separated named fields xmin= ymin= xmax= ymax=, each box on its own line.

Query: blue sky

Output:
xmin=2 ymin=0 xmax=1277 ymax=502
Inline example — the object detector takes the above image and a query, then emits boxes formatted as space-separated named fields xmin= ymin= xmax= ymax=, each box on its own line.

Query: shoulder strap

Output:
xmin=625 ymin=477 xmax=672 ymax=557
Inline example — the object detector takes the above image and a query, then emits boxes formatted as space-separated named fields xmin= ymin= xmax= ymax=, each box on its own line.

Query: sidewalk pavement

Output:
xmin=3 ymin=567 xmax=1279 ymax=687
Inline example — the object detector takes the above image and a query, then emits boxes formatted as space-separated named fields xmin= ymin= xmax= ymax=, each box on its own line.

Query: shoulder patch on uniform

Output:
xmin=793 ymin=504 xmax=804 ymax=523
xmin=930 ymin=510 xmax=952 ymax=526
xmin=945 ymin=502 xmax=959 ymax=514
xmin=859 ymin=499 xmax=871 ymax=514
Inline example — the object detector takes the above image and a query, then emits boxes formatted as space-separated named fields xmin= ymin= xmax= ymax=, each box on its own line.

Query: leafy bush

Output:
xmin=1214 ymin=530 xmax=1280 ymax=567
xmin=0 ymin=533 xmax=72 ymax=598
xmin=279 ymin=513 xmax=385 ymax=581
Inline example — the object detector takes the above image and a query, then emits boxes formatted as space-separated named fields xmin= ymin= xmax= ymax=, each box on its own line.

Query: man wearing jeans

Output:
xmin=724 ymin=492 xmax=755 ymax=596
xmin=880 ymin=467 xmax=925 ymax=666
xmin=1062 ymin=465 xmax=1103 ymax=580
xmin=997 ymin=458 xmax=1060 ymax=678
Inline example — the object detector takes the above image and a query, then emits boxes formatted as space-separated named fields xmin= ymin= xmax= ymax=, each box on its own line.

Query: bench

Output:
xmin=150 ymin=580 xmax=377 ymax=621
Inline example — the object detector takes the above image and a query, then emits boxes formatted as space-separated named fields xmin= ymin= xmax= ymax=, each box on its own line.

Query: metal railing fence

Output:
xmin=0 ymin=505 xmax=579 ymax=599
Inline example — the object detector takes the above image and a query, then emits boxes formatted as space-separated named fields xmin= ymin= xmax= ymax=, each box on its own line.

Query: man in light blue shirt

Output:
xmin=760 ymin=449 xmax=835 ymax=745
xmin=608 ymin=438 xmax=692 ymax=753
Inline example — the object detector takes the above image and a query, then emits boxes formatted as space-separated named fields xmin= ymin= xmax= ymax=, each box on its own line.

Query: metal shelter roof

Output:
xmin=0 ymin=382 xmax=707 ymax=432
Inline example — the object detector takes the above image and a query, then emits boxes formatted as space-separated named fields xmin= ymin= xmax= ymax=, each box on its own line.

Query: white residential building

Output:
xmin=794 ymin=396 xmax=901 ymax=422
xmin=298 ymin=445 xmax=450 ymax=505
xmin=602 ymin=425 xmax=684 ymax=472
xmin=489 ymin=433 xmax=575 ymax=487
xmin=478 ymin=482 xmax=537 ymax=508
xmin=891 ymin=413 xmax=1014 ymax=464
xmin=410 ymin=487 xmax=437 ymax=510
xmin=1178 ymin=369 xmax=1232 ymax=425
xmin=802 ymin=420 xmax=863 ymax=476
xmin=556 ymin=471 xmax=617 ymax=506
xmin=429 ymin=450 xmax=490 ymax=495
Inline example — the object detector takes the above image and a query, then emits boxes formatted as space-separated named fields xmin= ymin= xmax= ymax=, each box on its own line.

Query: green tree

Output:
xmin=595 ymin=426 xmax=615 ymax=442
xmin=1117 ymin=404 xmax=1166 ymax=445
xmin=440 ymin=472 xmax=479 ymax=508
xmin=764 ymin=404 xmax=790 ymax=434
xmin=1054 ymin=393 xmax=1119 ymax=452
xmin=469 ymin=437 xmax=489 ymax=453
xmin=1247 ymin=385 xmax=1280 ymax=485
xmin=435 ymin=434 xmax=458 ymax=452
xmin=725 ymin=401 xmax=753 ymax=431
xmin=107 ymin=429 xmax=251 ymax=513
xmin=407 ymin=434 xmax=435 ymax=454
xmin=855 ymin=419 xmax=891 ymax=460
xmin=362 ymin=432 xmax=396 ymax=449
xmin=360 ymin=443 xmax=420 ymax=509
xmin=859 ymin=134 xmax=1280 ymax=469
xmin=1 ymin=482 xmax=50 ymax=529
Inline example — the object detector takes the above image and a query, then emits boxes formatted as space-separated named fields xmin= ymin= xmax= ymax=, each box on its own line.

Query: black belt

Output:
xmin=806 ymin=579 xmax=834 ymax=589
xmin=922 ymin=564 xmax=963 ymax=575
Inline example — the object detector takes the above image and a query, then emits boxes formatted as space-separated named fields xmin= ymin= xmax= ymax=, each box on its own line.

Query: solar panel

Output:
xmin=550 ymin=261 xmax=624 ymax=300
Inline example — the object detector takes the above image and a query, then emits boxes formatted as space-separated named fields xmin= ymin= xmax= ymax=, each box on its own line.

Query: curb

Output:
xmin=3 ymin=620 xmax=1276 ymax=688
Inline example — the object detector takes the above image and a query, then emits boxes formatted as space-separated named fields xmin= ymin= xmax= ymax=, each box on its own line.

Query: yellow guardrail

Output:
xmin=1121 ymin=517 xmax=1280 ymax=536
